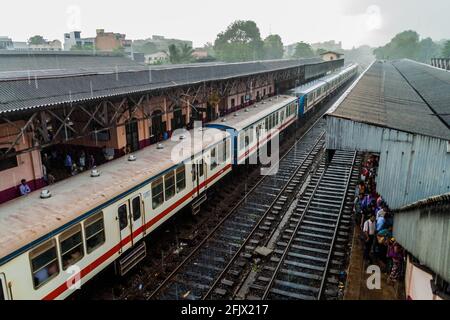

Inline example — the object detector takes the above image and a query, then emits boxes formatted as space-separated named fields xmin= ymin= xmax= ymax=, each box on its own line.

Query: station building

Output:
xmin=0 ymin=51 xmax=343 ymax=204
xmin=326 ymin=59 xmax=450 ymax=299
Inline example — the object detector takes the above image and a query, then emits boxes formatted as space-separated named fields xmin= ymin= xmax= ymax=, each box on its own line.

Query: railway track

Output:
xmin=245 ymin=150 xmax=360 ymax=300
xmin=147 ymin=119 xmax=327 ymax=300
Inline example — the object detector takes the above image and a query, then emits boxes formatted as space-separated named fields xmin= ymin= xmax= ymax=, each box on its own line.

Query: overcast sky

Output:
xmin=1 ymin=0 xmax=449 ymax=49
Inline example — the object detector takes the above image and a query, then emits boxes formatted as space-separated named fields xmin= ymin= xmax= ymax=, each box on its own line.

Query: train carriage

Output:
xmin=206 ymin=95 xmax=298 ymax=165
xmin=290 ymin=63 xmax=358 ymax=116
xmin=0 ymin=127 xmax=231 ymax=300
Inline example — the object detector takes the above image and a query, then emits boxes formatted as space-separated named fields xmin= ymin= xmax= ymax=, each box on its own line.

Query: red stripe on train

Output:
xmin=238 ymin=116 xmax=296 ymax=161
xmin=42 ymin=164 xmax=232 ymax=300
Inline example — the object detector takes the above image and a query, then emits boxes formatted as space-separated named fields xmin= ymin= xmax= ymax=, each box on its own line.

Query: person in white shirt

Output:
xmin=363 ymin=214 xmax=376 ymax=263
xmin=19 ymin=179 xmax=31 ymax=196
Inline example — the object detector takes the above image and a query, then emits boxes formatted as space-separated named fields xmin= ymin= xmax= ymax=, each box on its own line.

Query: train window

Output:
xmin=280 ymin=110 xmax=284 ymax=123
xmin=60 ymin=224 xmax=84 ymax=270
xmin=239 ymin=134 xmax=245 ymax=150
xmin=244 ymin=135 xmax=249 ymax=148
xmin=152 ymin=178 xmax=164 ymax=209
xmin=164 ymin=171 xmax=175 ymax=200
xmin=176 ymin=165 xmax=186 ymax=192
xmin=265 ymin=117 xmax=269 ymax=131
xmin=210 ymin=147 xmax=217 ymax=170
xmin=84 ymin=212 xmax=105 ymax=254
xmin=199 ymin=159 xmax=204 ymax=177
xmin=275 ymin=113 xmax=279 ymax=126
xmin=132 ymin=196 xmax=141 ymax=221
xmin=192 ymin=163 xmax=197 ymax=182
xmin=30 ymin=239 xmax=59 ymax=289
xmin=118 ymin=204 xmax=128 ymax=230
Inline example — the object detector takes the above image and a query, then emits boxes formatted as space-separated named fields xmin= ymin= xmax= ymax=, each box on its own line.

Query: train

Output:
xmin=0 ymin=64 xmax=358 ymax=300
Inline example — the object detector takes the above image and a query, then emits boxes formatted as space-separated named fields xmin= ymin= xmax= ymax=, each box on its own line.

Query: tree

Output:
xmin=374 ymin=30 xmax=420 ymax=60
xmin=293 ymin=42 xmax=314 ymax=58
xmin=315 ymin=48 xmax=327 ymax=56
xmin=418 ymin=37 xmax=441 ymax=63
xmin=442 ymin=40 xmax=450 ymax=58
xmin=133 ymin=42 xmax=158 ymax=54
xmin=28 ymin=35 xmax=46 ymax=45
xmin=167 ymin=44 xmax=193 ymax=64
xmin=214 ymin=20 xmax=264 ymax=62
xmin=263 ymin=34 xmax=284 ymax=60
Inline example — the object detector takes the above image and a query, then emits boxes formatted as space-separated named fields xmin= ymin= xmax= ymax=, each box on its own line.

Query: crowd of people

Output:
xmin=354 ymin=154 xmax=405 ymax=283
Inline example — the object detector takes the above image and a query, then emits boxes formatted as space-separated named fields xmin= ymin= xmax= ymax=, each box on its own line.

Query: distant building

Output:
xmin=12 ymin=42 xmax=29 ymax=51
xmin=319 ymin=51 xmax=344 ymax=61
xmin=63 ymin=31 xmax=95 ymax=50
xmin=0 ymin=36 xmax=13 ymax=50
xmin=95 ymin=29 xmax=130 ymax=52
xmin=28 ymin=39 xmax=62 ymax=51
xmin=133 ymin=35 xmax=193 ymax=54
xmin=311 ymin=40 xmax=342 ymax=52
xmin=192 ymin=48 xmax=208 ymax=59
xmin=144 ymin=51 xmax=169 ymax=64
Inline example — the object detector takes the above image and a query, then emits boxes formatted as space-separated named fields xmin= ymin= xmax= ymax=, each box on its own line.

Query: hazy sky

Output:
xmin=1 ymin=0 xmax=449 ymax=49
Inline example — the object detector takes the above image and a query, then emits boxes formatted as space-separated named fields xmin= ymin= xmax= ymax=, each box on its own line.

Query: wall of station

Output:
xmin=0 ymin=121 xmax=44 ymax=204
xmin=326 ymin=116 xmax=450 ymax=209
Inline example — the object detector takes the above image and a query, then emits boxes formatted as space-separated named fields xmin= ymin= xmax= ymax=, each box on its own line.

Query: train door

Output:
xmin=191 ymin=156 xmax=205 ymax=197
xmin=117 ymin=202 xmax=132 ymax=252
xmin=0 ymin=273 xmax=9 ymax=300
xmin=197 ymin=157 xmax=206 ymax=192
xmin=117 ymin=195 xmax=144 ymax=250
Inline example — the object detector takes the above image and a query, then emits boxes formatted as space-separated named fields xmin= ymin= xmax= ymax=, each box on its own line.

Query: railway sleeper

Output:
xmin=269 ymin=287 xmax=316 ymax=300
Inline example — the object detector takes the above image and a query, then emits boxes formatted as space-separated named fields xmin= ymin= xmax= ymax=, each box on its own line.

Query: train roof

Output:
xmin=206 ymin=95 xmax=297 ymax=132
xmin=0 ymin=127 xmax=229 ymax=264
xmin=290 ymin=64 xmax=358 ymax=96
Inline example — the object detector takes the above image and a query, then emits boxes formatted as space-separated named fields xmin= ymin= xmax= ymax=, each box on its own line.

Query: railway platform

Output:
xmin=344 ymin=226 xmax=404 ymax=300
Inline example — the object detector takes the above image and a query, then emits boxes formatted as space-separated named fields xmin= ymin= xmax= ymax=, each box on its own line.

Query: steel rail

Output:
xmin=202 ymin=132 xmax=325 ymax=299
xmin=317 ymin=151 xmax=357 ymax=299
xmin=147 ymin=116 xmax=325 ymax=300
xmin=260 ymin=159 xmax=327 ymax=300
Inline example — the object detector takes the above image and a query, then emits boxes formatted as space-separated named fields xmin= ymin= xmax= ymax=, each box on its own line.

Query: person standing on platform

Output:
xmin=363 ymin=214 xmax=376 ymax=263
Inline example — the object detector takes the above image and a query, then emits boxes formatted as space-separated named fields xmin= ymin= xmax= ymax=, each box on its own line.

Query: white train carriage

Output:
xmin=0 ymin=127 xmax=231 ymax=300
xmin=206 ymin=95 xmax=298 ymax=165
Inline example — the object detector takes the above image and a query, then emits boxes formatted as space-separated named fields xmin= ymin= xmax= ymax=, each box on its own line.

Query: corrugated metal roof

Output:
xmin=392 ymin=59 xmax=450 ymax=128
xmin=0 ymin=51 xmax=145 ymax=75
xmin=395 ymin=192 xmax=450 ymax=211
xmin=328 ymin=60 xmax=450 ymax=140
xmin=0 ymin=54 xmax=338 ymax=115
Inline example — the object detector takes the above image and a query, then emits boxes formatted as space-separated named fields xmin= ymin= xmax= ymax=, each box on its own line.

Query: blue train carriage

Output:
xmin=206 ymin=95 xmax=298 ymax=165
xmin=289 ymin=63 xmax=359 ymax=117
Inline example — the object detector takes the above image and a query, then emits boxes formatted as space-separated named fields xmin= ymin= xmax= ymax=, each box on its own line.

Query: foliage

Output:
xmin=263 ymin=34 xmax=284 ymax=60
xmin=168 ymin=44 xmax=194 ymax=64
xmin=442 ymin=40 xmax=450 ymax=58
xmin=213 ymin=20 xmax=264 ymax=62
xmin=292 ymin=42 xmax=315 ymax=58
xmin=70 ymin=43 xmax=95 ymax=51
xmin=28 ymin=35 xmax=46 ymax=45
xmin=315 ymin=48 xmax=327 ymax=56
xmin=133 ymin=42 xmax=158 ymax=54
